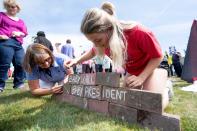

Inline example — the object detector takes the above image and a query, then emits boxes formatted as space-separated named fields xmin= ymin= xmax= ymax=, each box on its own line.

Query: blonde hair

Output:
xmin=3 ymin=0 xmax=21 ymax=13
xmin=81 ymin=2 xmax=126 ymax=68
xmin=23 ymin=43 xmax=54 ymax=73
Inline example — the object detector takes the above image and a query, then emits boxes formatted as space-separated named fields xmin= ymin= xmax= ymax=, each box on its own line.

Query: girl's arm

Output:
xmin=66 ymin=49 xmax=95 ymax=67
xmin=138 ymin=56 xmax=163 ymax=82
xmin=28 ymin=80 xmax=63 ymax=96
xmin=126 ymin=56 xmax=163 ymax=88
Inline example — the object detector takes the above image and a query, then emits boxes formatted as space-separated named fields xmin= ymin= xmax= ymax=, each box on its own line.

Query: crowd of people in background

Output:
xmin=160 ymin=50 xmax=183 ymax=78
xmin=0 ymin=0 xmax=184 ymax=102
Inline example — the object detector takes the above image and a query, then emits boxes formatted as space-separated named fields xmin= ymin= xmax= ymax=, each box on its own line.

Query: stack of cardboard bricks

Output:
xmin=54 ymin=72 xmax=180 ymax=131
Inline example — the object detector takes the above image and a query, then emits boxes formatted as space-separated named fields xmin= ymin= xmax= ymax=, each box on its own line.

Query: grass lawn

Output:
xmin=0 ymin=77 xmax=197 ymax=131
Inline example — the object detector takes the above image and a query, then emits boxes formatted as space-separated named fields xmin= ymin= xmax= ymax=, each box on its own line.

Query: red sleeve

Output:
xmin=137 ymin=28 xmax=162 ymax=58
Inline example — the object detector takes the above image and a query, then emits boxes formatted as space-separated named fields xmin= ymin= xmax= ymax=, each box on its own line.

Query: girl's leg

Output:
xmin=143 ymin=68 xmax=169 ymax=109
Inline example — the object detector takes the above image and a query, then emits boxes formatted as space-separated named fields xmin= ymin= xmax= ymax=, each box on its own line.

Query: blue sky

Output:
xmin=1 ymin=0 xmax=196 ymax=55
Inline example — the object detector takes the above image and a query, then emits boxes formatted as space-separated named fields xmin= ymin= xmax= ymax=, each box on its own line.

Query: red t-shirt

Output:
xmin=91 ymin=24 xmax=162 ymax=76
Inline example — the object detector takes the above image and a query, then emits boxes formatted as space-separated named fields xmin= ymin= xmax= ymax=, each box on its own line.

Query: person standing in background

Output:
xmin=34 ymin=31 xmax=53 ymax=52
xmin=61 ymin=39 xmax=75 ymax=59
xmin=55 ymin=43 xmax=61 ymax=53
xmin=165 ymin=51 xmax=174 ymax=76
xmin=61 ymin=39 xmax=76 ymax=73
xmin=80 ymin=51 xmax=91 ymax=73
xmin=0 ymin=0 xmax=28 ymax=92
xmin=172 ymin=52 xmax=182 ymax=77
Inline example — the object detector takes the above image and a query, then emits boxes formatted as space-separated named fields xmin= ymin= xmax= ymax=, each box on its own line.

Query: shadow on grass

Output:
xmin=0 ymin=91 xmax=40 ymax=105
xmin=0 ymin=80 xmax=144 ymax=130
xmin=0 ymin=92 xmax=139 ymax=131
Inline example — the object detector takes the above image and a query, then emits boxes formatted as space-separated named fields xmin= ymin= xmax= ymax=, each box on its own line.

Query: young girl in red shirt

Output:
xmin=67 ymin=2 xmax=169 ymax=109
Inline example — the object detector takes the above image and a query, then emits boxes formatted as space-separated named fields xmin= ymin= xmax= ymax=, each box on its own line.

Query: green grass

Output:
xmin=0 ymin=78 xmax=197 ymax=131
xmin=165 ymin=78 xmax=197 ymax=131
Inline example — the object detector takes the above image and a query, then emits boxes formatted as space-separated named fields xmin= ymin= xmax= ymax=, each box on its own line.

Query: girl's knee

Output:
xmin=162 ymin=88 xmax=169 ymax=109
xmin=143 ymin=68 xmax=168 ymax=92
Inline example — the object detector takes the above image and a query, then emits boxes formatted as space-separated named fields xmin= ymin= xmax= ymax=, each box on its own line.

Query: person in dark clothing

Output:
xmin=172 ymin=52 xmax=182 ymax=77
xmin=34 ymin=31 xmax=53 ymax=51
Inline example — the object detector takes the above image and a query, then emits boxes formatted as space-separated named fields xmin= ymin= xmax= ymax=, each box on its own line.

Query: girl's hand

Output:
xmin=0 ymin=35 xmax=9 ymax=40
xmin=51 ymin=85 xmax=63 ymax=94
xmin=65 ymin=59 xmax=78 ymax=68
xmin=67 ymin=67 xmax=74 ymax=75
xmin=125 ymin=75 xmax=144 ymax=89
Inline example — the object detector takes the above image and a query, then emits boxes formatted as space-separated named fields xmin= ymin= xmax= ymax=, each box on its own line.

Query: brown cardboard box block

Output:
xmin=88 ymin=99 xmax=109 ymax=114
xmin=102 ymin=86 xmax=162 ymax=114
xmin=84 ymin=85 xmax=102 ymax=100
xmin=138 ymin=110 xmax=180 ymax=131
xmin=109 ymin=103 xmax=137 ymax=124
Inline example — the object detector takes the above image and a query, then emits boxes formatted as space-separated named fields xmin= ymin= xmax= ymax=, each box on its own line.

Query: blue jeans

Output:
xmin=0 ymin=38 xmax=25 ymax=90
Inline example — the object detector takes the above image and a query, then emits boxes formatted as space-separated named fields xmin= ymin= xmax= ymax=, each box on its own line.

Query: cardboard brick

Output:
xmin=102 ymin=86 xmax=163 ymax=114
xmin=52 ymin=91 xmax=67 ymax=103
xmin=140 ymin=91 xmax=162 ymax=114
xmin=63 ymin=83 xmax=71 ymax=94
xmin=68 ymin=74 xmax=81 ymax=84
xmin=70 ymin=85 xmax=84 ymax=97
xmin=138 ymin=110 xmax=180 ymax=131
xmin=124 ymin=89 xmax=141 ymax=109
xmin=53 ymin=86 xmax=180 ymax=131
xmin=96 ymin=72 xmax=120 ymax=87
xmin=68 ymin=73 xmax=120 ymax=87
xmin=80 ymin=73 xmax=97 ymax=85
xmin=87 ymin=99 xmax=109 ymax=114
xmin=102 ymin=86 xmax=128 ymax=105
xmin=71 ymin=95 xmax=87 ymax=109
xmin=53 ymin=92 xmax=87 ymax=109
xmin=109 ymin=103 xmax=137 ymax=124
xmin=51 ymin=93 xmax=63 ymax=102
xmin=84 ymin=85 xmax=102 ymax=100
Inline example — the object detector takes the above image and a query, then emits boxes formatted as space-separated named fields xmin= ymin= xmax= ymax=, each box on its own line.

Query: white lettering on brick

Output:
xmin=68 ymin=75 xmax=80 ymax=83
xmin=103 ymin=88 xmax=127 ymax=101
xmin=71 ymin=85 xmax=83 ymax=97
xmin=84 ymin=86 xmax=101 ymax=99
